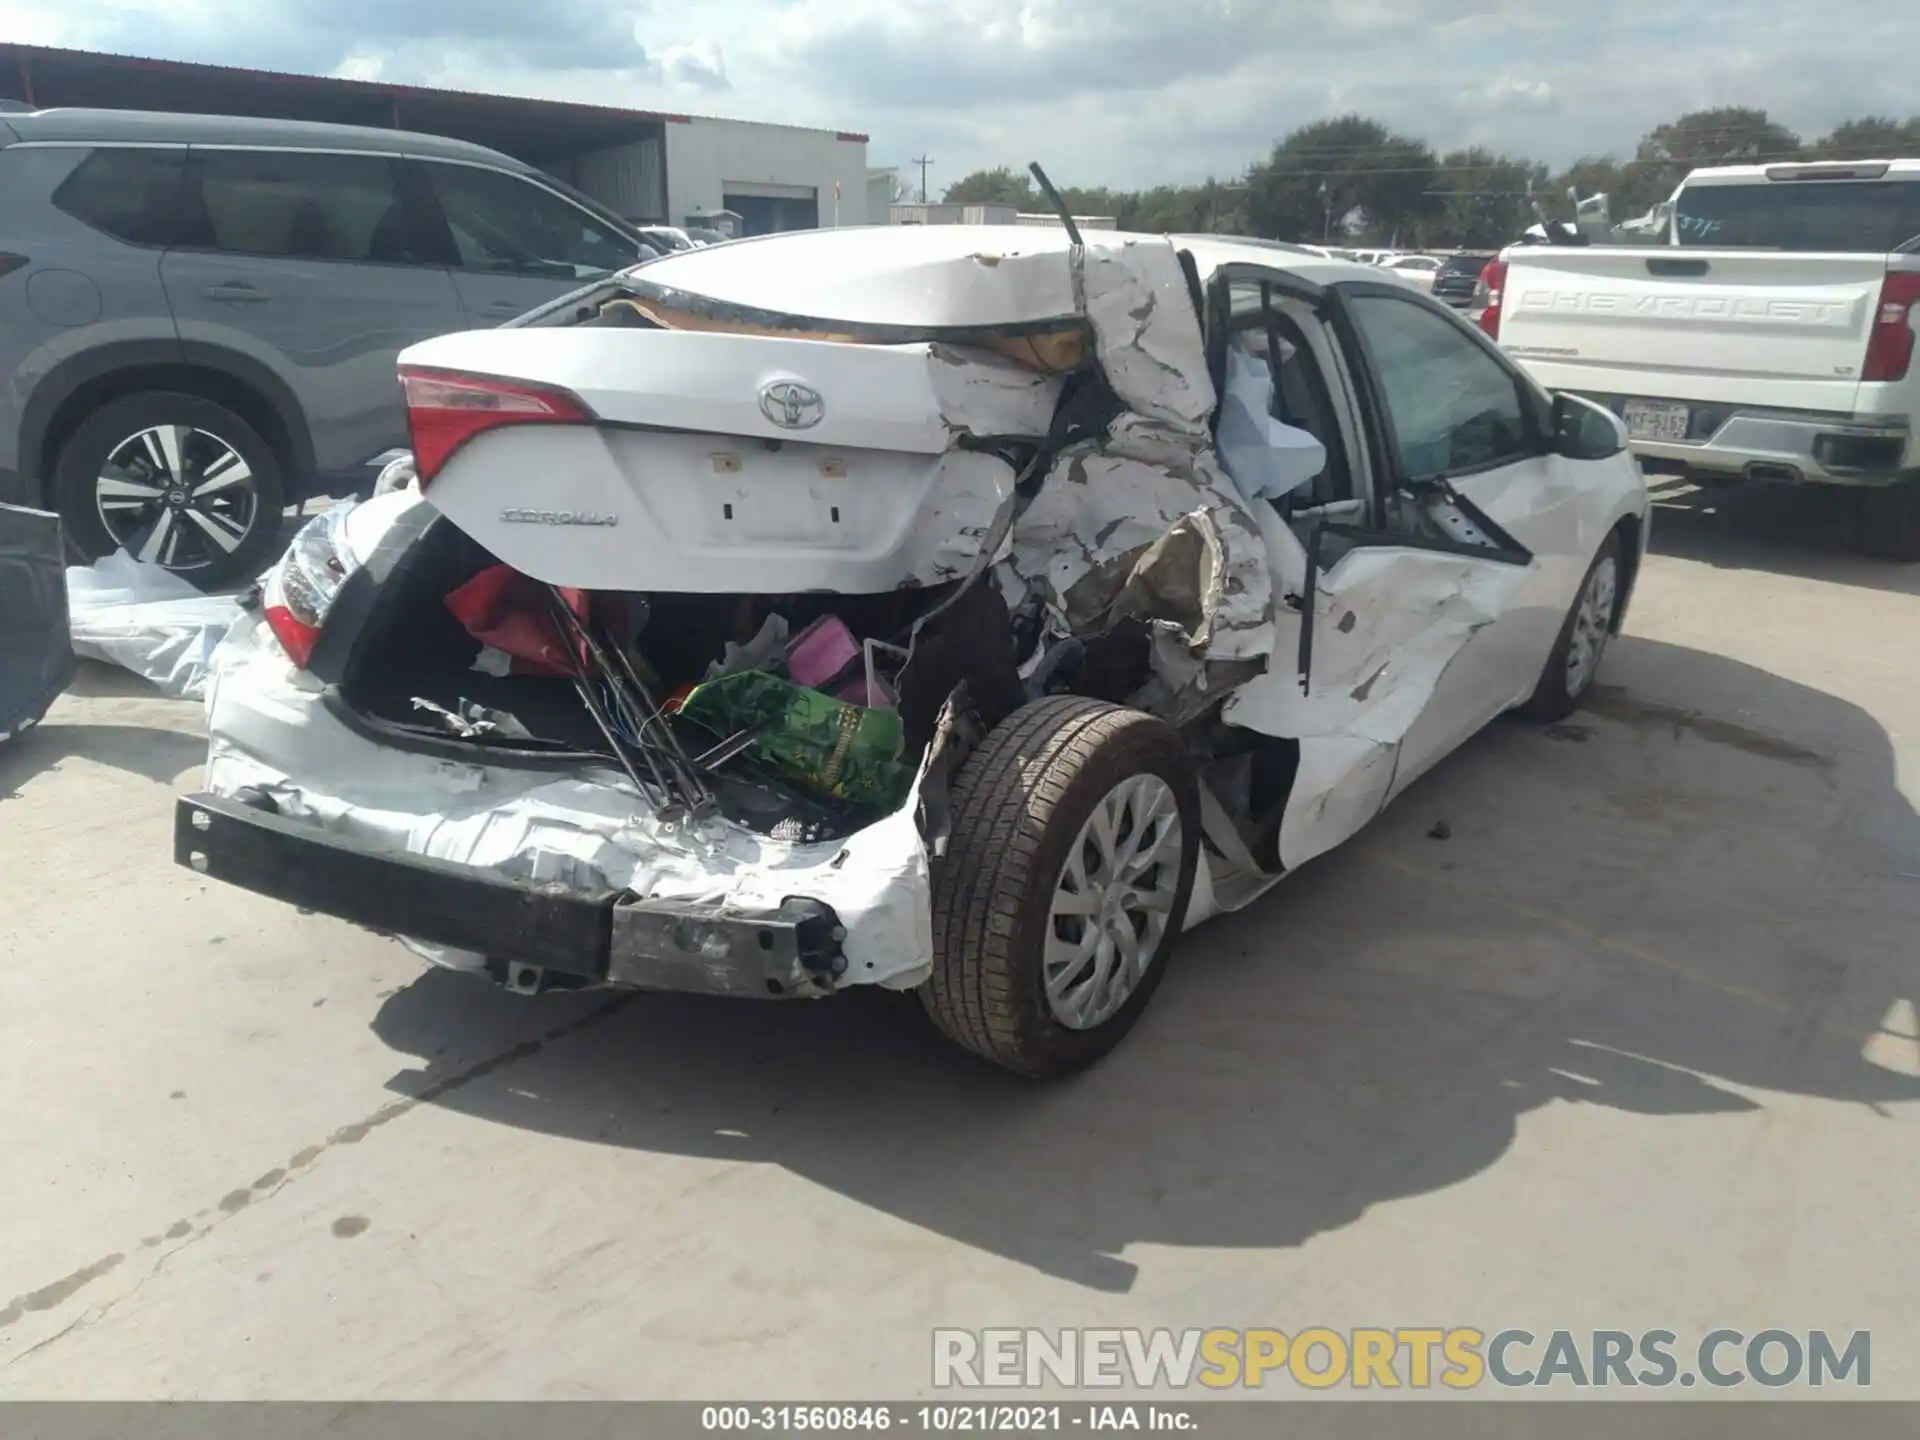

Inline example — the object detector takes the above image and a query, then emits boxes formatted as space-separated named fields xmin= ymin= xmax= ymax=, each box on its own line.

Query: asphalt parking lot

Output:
xmin=3 ymin=477 xmax=1918 ymax=1400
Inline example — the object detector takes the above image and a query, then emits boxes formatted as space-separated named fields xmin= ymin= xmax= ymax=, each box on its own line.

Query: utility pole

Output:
xmin=910 ymin=155 xmax=934 ymax=204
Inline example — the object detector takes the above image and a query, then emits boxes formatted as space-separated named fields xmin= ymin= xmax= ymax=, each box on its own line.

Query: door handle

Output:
xmin=482 ymin=301 xmax=522 ymax=316
xmin=202 ymin=282 xmax=271 ymax=303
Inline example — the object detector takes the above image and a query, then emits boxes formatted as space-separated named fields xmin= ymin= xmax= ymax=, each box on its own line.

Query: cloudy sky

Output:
xmin=6 ymin=1 xmax=1918 ymax=191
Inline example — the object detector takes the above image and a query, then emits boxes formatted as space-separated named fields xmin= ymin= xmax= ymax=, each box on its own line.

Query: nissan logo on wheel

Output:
xmin=759 ymin=380 xmax=825 ymax=430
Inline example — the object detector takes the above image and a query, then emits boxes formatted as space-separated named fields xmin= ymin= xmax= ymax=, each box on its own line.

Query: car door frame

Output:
xmin=166 ymin=143 xmax=471 ymax=485
xmin=1331 ymin=276 xmax=1584 ymax=788
xmin=1200 ymin=263 xmax=1542 ymax=869
xmin=406 ymin=156 xmax=657 ymax=326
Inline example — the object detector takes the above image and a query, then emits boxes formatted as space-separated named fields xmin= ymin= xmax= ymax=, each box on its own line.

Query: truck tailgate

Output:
xmin=1500 ymin=248 xmax=1888 ymax=413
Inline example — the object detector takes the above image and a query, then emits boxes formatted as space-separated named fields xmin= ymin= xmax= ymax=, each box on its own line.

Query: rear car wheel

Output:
xmin=922 ymin=696 xmax=1200 ymax=1077
xmin=1520 ymin=531 xmax=1624 ymax=723
xmin=53 ymin=392 xmax=286 ymax=586
xmin=1852 ymin=476 xmax=1920 ymax=562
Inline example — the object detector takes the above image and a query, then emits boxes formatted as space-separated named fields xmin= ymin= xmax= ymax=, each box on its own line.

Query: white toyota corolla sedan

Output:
xmin=177 ymin=226 xmax=1648 ymax=1076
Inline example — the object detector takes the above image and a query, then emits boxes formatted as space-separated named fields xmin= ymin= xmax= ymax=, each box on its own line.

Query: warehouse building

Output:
xmin=0 ymin=44 xmax=872 ymax=234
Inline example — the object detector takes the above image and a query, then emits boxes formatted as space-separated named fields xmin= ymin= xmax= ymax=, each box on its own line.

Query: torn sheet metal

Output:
xmin=1078 ymin=239 xmax=1216 ymax=435
xmin=66 ymin=550 xmax=251 ymax=700
xmin=927 ymin=343 xmax=1065 ymax=440
xmin=202 ymin=613 xmax=937 ymax=990
xmin=1221 ymin=545 xmax=1530 ymax=868
xmin=622 ymin=224 xmax=1083 ymax=332
xmin=1005 ymin=438 xmax=1276 ymax=660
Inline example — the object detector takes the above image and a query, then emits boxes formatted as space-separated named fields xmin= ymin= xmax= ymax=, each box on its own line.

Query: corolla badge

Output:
xmin=759 ymin=380 xmax=825 ymax=430
xmin=499 ymin=508 xmax=620 ymax=527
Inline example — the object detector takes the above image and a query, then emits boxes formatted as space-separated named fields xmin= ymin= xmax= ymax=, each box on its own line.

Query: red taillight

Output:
xmin=261 ymin=507 xmax=356 ymax=669
xmin=399 ymin=368 xmax=591 ymax=485
xmin=264 ymin=602 xmax=322 ymax=669
xmin=1862 ymin=272 xmax=1920 ymax=384
xmin=1475 ymin=258 xmax=1508 ymax=341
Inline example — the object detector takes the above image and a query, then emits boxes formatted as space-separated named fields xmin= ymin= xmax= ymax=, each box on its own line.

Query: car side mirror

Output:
xmin=1552 ymin=391 xmax=1628 ymax=460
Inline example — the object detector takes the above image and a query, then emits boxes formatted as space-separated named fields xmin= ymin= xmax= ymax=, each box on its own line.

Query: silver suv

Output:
xmin=0 ymin=108 xmax=666 ymax=582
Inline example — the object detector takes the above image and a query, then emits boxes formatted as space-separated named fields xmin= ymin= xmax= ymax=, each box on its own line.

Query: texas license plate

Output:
xmin=1622 ymin=399 xmax=1691 ymax=442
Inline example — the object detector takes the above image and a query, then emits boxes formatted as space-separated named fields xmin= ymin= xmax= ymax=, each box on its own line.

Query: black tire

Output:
xmin=922 ymin=696 xmax=1201 ymax=1078
xmin=1852 ymin=477 xmax=1920 ymax=562
xmin=53 ymin=392 xmax=286 ymax=586
xmin=1519 ymin=530 xmax=1625 ymax=723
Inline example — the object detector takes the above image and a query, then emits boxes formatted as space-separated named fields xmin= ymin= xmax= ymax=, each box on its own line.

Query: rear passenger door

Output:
xmin=161 ymin=148 xmax=467 ymax=484
xmin=415 ymin=161 xmax=652 ymax=326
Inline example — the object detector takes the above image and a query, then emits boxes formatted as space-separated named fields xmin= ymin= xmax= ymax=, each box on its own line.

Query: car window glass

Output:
xmin=425 ymin=164 xmax=639 ymax=280
xmin=1675 ymin=180 xmax=1920 ymax=251
xmin=1348 ymin=292 xmax=1532 ymax=478
xmin=194 ymin=151 xmax=410 ymax=263
xmin=52 ymin=148 xmax=188 ymax=247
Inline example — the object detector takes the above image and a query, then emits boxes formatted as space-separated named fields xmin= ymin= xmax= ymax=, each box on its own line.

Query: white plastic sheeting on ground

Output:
xmin=66 ymin=551 xmax=250 ymax=701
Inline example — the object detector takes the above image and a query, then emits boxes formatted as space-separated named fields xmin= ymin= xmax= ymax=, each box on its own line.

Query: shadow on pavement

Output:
xmin=0 ymin=720 xmax=205 ymax=795
xmin=367 ymin=635 xmax=1920 ymax=1292
xmin=1648 ymin=476 xmax=1920 ymax=595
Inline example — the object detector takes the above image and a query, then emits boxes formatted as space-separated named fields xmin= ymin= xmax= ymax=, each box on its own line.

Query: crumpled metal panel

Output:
xmin=202 ymin=614 xmax=939 ymax=989
xmin=1004 ymin=441 xmax=1276 ymax=668
xmin=1079 ymin=240 xmax=1216 ymax=436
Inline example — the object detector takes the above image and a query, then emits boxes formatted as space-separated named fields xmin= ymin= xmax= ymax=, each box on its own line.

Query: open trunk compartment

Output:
xmin=331 ymin=513 xmax=1028 ymax=844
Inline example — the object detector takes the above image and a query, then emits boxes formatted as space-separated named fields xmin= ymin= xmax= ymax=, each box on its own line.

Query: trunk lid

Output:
xmin=399 ymin=327 xmax=1059 ymax=594
xmin=1499 ymin=247 xmax=1889 ymax=412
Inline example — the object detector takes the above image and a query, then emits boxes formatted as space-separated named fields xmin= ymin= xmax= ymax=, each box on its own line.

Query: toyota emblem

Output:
xmin=759 ymin=380 xmax=825 ymax=431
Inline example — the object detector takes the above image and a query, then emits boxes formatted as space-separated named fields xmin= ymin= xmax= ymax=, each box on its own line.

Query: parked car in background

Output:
xmin=178 ymin=227 xmax=1647 ymax=1076
xmin=1432 ymin=250 xmax=1498 ymax=309
xmin=0 ymin=503 xmax=73 ymax=745
xmin=1380 ymin=254 xmax=1442 ymax=291
xmin=1485 ymin=158 xmax=1920 ymax=559
xmin=0 ymin=108 xmax=671 ymax=583
xmin=637 ymin=225 xmax=698 ymax=252
xmin=683 ymin=225 xmax=734 ymax=247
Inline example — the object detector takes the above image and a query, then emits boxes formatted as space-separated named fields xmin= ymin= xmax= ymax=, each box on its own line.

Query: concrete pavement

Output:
xmin=2 ymin=478 xmax=1917 ymax=1399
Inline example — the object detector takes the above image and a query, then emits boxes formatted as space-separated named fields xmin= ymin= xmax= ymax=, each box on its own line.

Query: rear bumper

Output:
xmin=1585 ymin=396 xmax=1912 ymax=486
xmin=175 ymin=791 xmax=849 ymax=999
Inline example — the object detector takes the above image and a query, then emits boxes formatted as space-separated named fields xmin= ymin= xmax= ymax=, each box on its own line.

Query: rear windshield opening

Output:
xmin=1675 ymin=179 xmax=1920 ymax=251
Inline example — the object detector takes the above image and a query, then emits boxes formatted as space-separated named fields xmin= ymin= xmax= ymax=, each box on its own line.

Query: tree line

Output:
xmin=936 ymin=109 xmax=1920 ymax=249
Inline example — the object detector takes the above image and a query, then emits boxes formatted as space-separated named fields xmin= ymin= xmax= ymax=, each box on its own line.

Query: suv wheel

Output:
xmin=53 ymin=392 xmax=285 ymax=585
xmin=922 ymin=696 xmax=1200 ymax=1077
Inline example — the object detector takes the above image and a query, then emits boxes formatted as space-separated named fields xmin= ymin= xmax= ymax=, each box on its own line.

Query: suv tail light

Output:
xmin=399 ymin=368 xmax=592 ymax=486
xmin=1861 ymin=272 xmax=1920 ymax=384
xmin=262 ymin=507 xmax=356 ymax=668
xmin=1475 ymin=258 xmax=1508 ymax=340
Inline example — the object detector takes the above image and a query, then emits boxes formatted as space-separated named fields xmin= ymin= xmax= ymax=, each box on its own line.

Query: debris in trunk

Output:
xmin=677 ymin=670 xmax=913 ymax=812
xmin=409 ymin=696 xmax=536 ymax=741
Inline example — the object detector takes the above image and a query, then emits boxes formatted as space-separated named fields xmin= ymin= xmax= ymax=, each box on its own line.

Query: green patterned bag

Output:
xmin=677 ymin=670 xmax=914 ymax=812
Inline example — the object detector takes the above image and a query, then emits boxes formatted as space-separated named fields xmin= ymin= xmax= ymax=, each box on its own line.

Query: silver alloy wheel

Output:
xmin=95 ymin=424 xmax=258 ymax=573
xmin=1043 ymin=773 xmax=1185 ymax=1031
xmin=1565 ymin=554 xmax=1619 ymax=696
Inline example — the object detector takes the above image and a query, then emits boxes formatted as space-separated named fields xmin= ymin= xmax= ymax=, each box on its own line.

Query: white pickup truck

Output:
xmin=1480 ymin=159 xmax=1920 ymax=557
